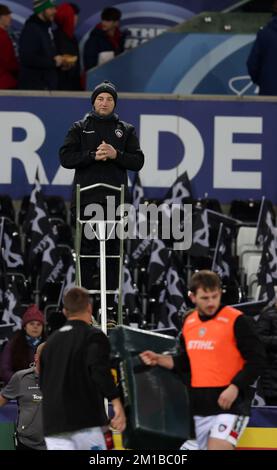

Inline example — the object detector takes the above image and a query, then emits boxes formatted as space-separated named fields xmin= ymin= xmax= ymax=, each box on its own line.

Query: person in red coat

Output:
xmin=0 ymin=4 xmax=19 ymax=89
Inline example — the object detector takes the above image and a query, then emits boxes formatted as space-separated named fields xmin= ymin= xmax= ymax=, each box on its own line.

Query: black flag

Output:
xmin=147 ymin=239 xmax=170 ymax=290
xmin=212 ymin=223 xmax=232 ymax=282
xmin=189 ymin=208 xmax=210 ymax=257
xmin=25 ymin=175 xmax=63 ymax=288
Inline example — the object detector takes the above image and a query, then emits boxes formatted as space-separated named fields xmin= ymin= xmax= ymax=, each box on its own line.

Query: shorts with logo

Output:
xmin=45 ymin=426 xmax=106 ymax=450
xmin=194 ymin=414 xmax=249 ymax=450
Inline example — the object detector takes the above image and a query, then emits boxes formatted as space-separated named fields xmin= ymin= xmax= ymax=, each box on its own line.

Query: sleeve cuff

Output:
xmin=116 ymin=150 xmax=123 ymax=162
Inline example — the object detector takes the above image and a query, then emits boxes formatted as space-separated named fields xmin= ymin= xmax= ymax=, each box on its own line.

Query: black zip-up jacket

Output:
xmin=40 ymin=320 xmax=119 ymax=436
xmin=59 ymin=111 xmax=144 ymax=207
xmin=256 ymin=308 xmax=277 ymax=402
xmin=19 ymin=14 xmax=58 ymax=90
xmin=173 ymin=306 xmax=266 ymax=417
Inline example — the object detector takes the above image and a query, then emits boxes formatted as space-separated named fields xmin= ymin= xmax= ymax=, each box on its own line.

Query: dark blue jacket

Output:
xmin=247 ymin=17 xmax=277 ymax=95
xmin=19 ymin=14 xmax=58 ymax=90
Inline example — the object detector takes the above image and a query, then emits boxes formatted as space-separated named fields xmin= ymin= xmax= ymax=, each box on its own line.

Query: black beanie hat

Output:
xmin=91 ymin=80 xmax=117 ymax=106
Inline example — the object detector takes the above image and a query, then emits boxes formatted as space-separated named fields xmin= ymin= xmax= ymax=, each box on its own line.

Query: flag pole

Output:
xmin=255 ymin=195 xmax=266 ymax=246
xmin=211 ymin=222 xmax=223 ymax=272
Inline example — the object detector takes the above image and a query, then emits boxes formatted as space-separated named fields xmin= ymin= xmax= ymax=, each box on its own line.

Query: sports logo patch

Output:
xmin=115 ymin=129 xmax=123 ymax=138
xmin=218 ymin=424 xmax=227 ymax=432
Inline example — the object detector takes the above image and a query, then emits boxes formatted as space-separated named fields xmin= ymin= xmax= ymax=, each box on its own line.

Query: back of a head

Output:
xmin=63 ymin=287 xmax=91 ymax=317
xmin=189 ymin=270 xmax=221 ymax=294
xmin=101 ymin=6 xmax=121 ymax=22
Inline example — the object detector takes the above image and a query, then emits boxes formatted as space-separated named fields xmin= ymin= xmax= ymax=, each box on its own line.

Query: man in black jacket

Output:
xmin=19 ymin=0 xmax=63 ymax=90
xmin=40 ymin=287 xmax=126 ymax=450
xmin=59 ymin=80 xmax=144 ymax=296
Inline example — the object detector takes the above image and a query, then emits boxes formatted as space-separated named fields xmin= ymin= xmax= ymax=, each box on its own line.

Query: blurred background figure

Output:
xmin=0 ymin=342 xmax=46 ymax=450
xmin=0 ymin=305 xmax=45 ymax=385
xmin=83 ymin=6 xmax=128 ymax=71
xmin=18 ymin=0 xmax=63 ymax=90
xmin=54 ymin=2 xmax=81 ymax=90
xmin=0 ymin=4 xmax=19 ymax=89
xmin=256 ymin=305 xmax=277 ymax=406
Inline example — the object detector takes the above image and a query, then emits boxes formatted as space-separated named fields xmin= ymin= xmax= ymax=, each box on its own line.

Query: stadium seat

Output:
xmin=236 ymin=226 xmax=258 ymax=257
xmin=45 ymin=195 xmax=68 ymax=223
xmin=18 ymin=195 xmax=68 ymax=226
xmin=193 ymin=197 xmax=222 ymax=213
xmin=18 ymin=195 xmax=30 ymax=226
xmin=230 ymin=199 xmax=275 ymax=223
xmin=53 ymin=222 xmax=74 ymax=248
xmin=244 ymin=254 xmax=261 ymax=299
xmin=39 ymin=281 xmax=64 ymax=310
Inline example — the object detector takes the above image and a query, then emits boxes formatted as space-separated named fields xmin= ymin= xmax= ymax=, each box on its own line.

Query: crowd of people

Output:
xmin=0 ymin=1 xmax=127 ymax=91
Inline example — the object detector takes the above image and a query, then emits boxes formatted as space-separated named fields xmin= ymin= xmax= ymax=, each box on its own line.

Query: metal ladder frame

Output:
xmin=75 ymin=183 xmax=125 ymax=334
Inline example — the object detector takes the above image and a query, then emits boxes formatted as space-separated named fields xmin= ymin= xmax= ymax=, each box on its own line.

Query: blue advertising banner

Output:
xmin=6 ymin=0 xmax=240 ymax=51
xmin=1 ymin=94 xmax=277 ymax=203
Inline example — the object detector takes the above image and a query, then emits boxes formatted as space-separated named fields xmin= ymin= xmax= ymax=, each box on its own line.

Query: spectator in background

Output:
xmin=256 ymin=306 xmax=277 ymax=405
xmin=1 ymin=305 xmax=45 ymax=385
xmin=40 ymin=287 xmax=126 ymax=450
xmin=247 ymin=14 xmax=277 ymax=95
xmin=0 ymin=4 xmax=19 ymax=89
xmin=54 ymin=2 xmax=81 ymax=90
xmin=83 ymin=7 xmax=128 ymax=71
xmin=18 ymin=0 xmax=63 ymax=90
xmin=0 ymin=342 xmax=46 ymax=450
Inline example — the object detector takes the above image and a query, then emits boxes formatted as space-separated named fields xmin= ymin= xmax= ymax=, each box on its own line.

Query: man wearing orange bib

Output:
xmin=140 ymin=270 xmax=265 ymax=450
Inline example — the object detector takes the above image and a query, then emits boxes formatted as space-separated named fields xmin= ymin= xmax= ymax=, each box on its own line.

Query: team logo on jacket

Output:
xmin=115 ymin=129 xmax=123 ymax=138
xmin=198 ymin=327 xmax=206 ymax=337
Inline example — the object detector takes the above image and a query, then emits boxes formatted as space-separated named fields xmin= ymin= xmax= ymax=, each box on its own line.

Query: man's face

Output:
xmin=41 ymin=6 xmax=56 ymax=22
xmin=102 ymin=19 xmax=118 ymax=33
xmin=190 ymin=287 xmax=221 ymax=317
xmin=94 ymin=92 xmax=115 ymax=116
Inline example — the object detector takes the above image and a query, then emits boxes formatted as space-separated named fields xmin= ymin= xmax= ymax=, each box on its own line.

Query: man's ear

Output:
xmin=189 ymin=291 xmax=196 ymax=304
